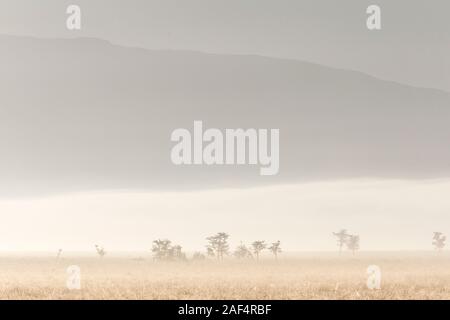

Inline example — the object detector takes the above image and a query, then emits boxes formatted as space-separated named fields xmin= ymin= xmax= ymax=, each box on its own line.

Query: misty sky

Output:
xmin=0 ymin=0 xmax=449 ymax=252
xmin=1 ymin=179 xmax=449 ymax=252
xmin=0 ymin=0 xmax=449 ymax=91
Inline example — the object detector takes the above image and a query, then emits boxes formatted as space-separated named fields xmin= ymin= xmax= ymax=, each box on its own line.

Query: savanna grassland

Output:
xmin=0 ymin=252 xmax=449 ymax=300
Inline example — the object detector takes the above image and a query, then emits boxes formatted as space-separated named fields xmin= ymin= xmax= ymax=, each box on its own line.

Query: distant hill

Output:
xmin=1 ymin=35 xmax=450 ymax=196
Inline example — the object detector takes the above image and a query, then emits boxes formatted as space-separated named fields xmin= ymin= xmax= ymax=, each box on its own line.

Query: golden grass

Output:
xmin=0 ymin=252 xmax=449 ymax=300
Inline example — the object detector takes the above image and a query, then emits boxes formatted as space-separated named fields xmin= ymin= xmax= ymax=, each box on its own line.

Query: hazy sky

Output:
xmin=0 ymin=179 xmax=448 ymax=252
xmin=2 ymin=35 xmax=450 ymax=196
xmin=1 ymin=1 xmax=449 ymax=252
xmin=0 ymin=0 xmax=449 ymax=91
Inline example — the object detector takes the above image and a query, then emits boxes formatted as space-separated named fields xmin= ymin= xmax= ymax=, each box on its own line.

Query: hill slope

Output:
xmin=1 ymin=36 xmax=450 ymax=195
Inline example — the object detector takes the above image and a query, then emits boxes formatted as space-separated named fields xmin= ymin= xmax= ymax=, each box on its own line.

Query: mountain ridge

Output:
xmin=1 ymin=35 xmax=450 ymax=196
xmin=3 ymin=33 xmax=449 ymax=94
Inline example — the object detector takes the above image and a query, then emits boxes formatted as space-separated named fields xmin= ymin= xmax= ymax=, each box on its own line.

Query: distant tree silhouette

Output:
xmin=56 ymin=248 xmax=63 ymax=259
xmin=95 ymin=245 xmax=106 ymax=258
xmin=152 ymin=239 xmax=186 ymax=261
xmin=206 ymin=232 xmax=230 ymax=261
xmin=268 ymin=241 xmax=282 ymax=260
xmin=192 ymin=252 xmax=206 ymax=261
xmin=206 ymin=246 xmax=215 ymax=258
xmin=152 ymin=239 xmax=172 ymax=260
xmin=234 ymin=242 xmax=253 ymax=259
xmin=172 ymin=244 xmax=187 ymax=261
xmin=432 ymin=232 xmax=446 ymax=251
xmin=251 ymin=241 xmax=266 ymax=261
xmin=333 ymin=229 xmax=349 ymax=254
xmin=346 ymin=235 xmax=360 ymax=255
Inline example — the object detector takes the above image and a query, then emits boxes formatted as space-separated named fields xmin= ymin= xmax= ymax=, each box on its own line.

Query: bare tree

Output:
xmin=234 ymin=242 xmax=253 ymax=259
xmin=432 ymin=232 xmax=446 ymax=251
xmin=333 ymin=229 xmax=349 ymax=254
xmin=346 ymin=235 xmax=360 ymax=255
xmin=206 ymin=232 xmax=230 ymax=261
xmin=51 ymin=248 xmax=64 ymax=273
xmin=251 ymin=241 xmax=266 ymax=262
xmin=95 ymin=245 xmax=106 ymax=258
xmin=268 ymin=241 xmax=282 ymax=260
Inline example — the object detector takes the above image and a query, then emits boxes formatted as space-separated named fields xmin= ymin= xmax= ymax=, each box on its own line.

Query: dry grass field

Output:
xmin=0 ymin=252 xmax=449 ymax=300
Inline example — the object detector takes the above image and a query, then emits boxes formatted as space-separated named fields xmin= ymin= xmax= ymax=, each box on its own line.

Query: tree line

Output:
xmin=58 ymin=231 xmax=446 ymax=260
xmin=149 ymin=233 xmax=282 ymax=262
xmin=332 ymin=229 xmax=447 ymax=255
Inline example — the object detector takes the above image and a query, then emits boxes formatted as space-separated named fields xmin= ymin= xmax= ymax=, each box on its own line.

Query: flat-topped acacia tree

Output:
xmin=206 ymin=232 xmax=230 ymax=261
xmin=251 ymin=241 xmax=266 ymax=262
xmin=333 ymin=229 xmax=350 ymax=255
xmin=234 ymin=242 xmax=253 ymax=259
xmin=268 ymin=241 xmax=282 ymax=260
xmin=346 ymin=235 xmax=360 ymax=255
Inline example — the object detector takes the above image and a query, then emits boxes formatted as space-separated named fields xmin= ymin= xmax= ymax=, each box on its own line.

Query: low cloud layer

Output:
xmin=0 ymin=179 xmax=448 ymax=252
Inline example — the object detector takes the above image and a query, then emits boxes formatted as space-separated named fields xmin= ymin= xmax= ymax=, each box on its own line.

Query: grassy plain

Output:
xmin=0 ymin=252 xmax=448 ymax=299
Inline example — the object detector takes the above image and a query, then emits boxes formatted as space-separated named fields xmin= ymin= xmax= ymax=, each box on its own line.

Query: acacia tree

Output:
xmin=251 ymin=241 xmax=266 ymax=262
xmin=152 ymin=239 xmax=172 ymax=260
xmin=432 ymin=232 xmax=446 ymax=251
xmin=234 ymin=242 xmax=253 ymax=259
xmin=152 ymin=239 xmax=186 ymax=261
xmin=333 ymin=229 xmax=349 ymax=254
xmin=268 ymin=241 xmax=282 ymax=260
xmin=346 ymin=235 xmax=360 ymax=255
xmin=206 ymin=232 xmax=230 ymax=261
xmin=172 ymin=245 xmax=187 ymax=261
xmin=95 ymin=245 xmax=106 ymax=258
